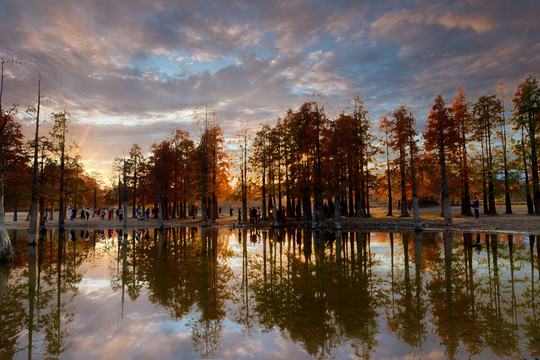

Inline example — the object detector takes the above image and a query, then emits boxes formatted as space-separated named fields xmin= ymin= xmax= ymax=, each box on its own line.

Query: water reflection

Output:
xmin=1 ymin=228 xmax=539 ymax=359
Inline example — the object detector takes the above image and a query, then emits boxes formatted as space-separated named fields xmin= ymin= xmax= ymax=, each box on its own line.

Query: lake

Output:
xmin=1 ymin=228 xmax=539 ymax=359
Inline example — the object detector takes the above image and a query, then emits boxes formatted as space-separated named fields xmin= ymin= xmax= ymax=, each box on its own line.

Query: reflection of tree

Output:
xmin=386 ymin=233 xmax=427 ymax=354
xmin=0 ymin=262 xmax=25 ymax=358
xmin=426 ymin=231 xmax=462 ymax=359
xmin=190 ymin=227 xmax=231 ymax=358
xmin=0 ymin=228 xmax=90 ymax=358
xmin=480 ymin=234 xmax=517 ymax=357
xmin=521 ymin=235 xmax=540 ymax=355
xmin=110 ymin=227 xmax=233 ymax=358
xmin=247 ymin=229 xmax=383 ymax=358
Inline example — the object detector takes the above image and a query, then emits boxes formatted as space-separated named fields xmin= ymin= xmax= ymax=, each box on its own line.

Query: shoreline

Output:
xmin=4 ymin=208 xmax=540 ymax=235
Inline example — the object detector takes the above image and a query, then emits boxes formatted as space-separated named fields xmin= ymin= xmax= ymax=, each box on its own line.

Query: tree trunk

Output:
xmin=487 ymin=126 xmax=497 ymax=216
xmin=334 ymin=196 xmax=342 ymax=230
xmin=521 ymin=128 xmax=534 ymax=214
xmin=440 ymin=139 xmax=452 ymax=225
xmin=410 ymin=131 xmax=421 ymax=231
xmin=29 ymin=74 xmax=41 ymax=244
xmin=59 ymin=127 xmax=65 ymax=228
xmin=400 ymin=150 xmax=409 ymax=218
xmin=528 ymin=120 xmax=540 ymax=215
xmin=385 ymin=133 xmax=393 ymax=216
xmin=262 ymin=165 xmax=267 ymax=221
xmin=480 ymin=139 xmax=488 ymax=214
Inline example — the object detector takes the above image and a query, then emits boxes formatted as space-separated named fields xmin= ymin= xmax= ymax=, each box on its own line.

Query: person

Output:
xmin=71 ymin=207 xmax=77 ymax=221
xmin=472 ymin=197 xmax=480 ymax=218
xmin=253 ymin=207 xmax=258 ymax=224
xmin=145 ymin=207 xmax=150 ymax=220
xmin=238 ymin=208 xmax=242 ymax=224
xmin=85 ymin=208 xmax=90 ymax=220
xmin=118 ymin=207 xmax=123 ymax=220
xmin=80 ymin=208 xmax=85 ymax=221
xmin=230 ymin=207 xmax=233 ymax=217
xmin=101 ymin=209 xmax=106 ymax=220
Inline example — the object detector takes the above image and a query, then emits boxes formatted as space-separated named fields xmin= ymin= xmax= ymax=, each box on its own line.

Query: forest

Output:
xmin=1 ymin=58 xmax=540 ymax=248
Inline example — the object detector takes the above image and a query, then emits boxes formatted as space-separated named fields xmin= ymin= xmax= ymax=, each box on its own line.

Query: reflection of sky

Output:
xmin=4 ymin=229 xmax=539 ymax=359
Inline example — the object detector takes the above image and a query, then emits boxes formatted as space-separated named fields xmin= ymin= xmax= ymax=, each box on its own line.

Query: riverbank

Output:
xmin=5 ymin=204 xmax=540 ymax=234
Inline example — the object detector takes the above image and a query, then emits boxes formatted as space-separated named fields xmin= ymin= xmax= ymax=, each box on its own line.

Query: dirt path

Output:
xmin=5 ymin=205 xmax=540 ymax=234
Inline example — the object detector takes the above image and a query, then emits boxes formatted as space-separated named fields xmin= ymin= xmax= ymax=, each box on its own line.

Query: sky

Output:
xmin=1 ymin=0 xmax=539 ymax=181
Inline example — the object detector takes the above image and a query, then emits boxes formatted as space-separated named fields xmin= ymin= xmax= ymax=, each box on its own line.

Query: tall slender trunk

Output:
xmin=0 ymin=58 xmax=13 ymax=262
xmin=39 ymin=147 xmax=45 ymax=230
xmin=123 ymin=160 xmax=128 ymax=229
xmin=29 ymin=73 xmax=41 ymax=244
xmin=201 ymin=130 xmax=208 ymax=227
xmin=272 ymin=162 xmax=279 ymax=227
xmin=385 ymin=127 xmax=393 ymax=216
xmin=262 ymin=164 xmax=267 ymax=221
xmin=333 ymin=129 xmax=342 ymax=229
xmin=500 ymin=102 xmax=512 ymax=214
xmin=409 ymin=126 xmax=421 ymax=230
xmin=58 ymin=122 xmax=66 ymax=228
xmin=486 ymin=120 xmax=497 ymax=215
xmin=132 ymin=161 xmax=137 ymax=218
xmin=528 ymin=117 xmax=540 ymax=214
xmin=521 ymin=127 xmax=534 ymax=214
xmin=157 ymin=159 xmax=164 ymax=230
xmin=399 ymin=149 xmax=409 ymax=217
xmin=348 ymin=169 xmax=354 ymax=216
xmin=440 ymin=134 xmax=452 ymax=225
xmin=480 ymin=136 xmax=488 ymax=214
xmin=460 ymin=122 xmax=472 ymax=216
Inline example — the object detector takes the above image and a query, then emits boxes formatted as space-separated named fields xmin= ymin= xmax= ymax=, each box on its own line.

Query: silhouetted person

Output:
xmin=472 ymin=197 xmax=479 ymax=218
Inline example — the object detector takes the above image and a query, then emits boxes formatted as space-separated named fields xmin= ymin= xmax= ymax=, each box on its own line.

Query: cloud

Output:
xmin=2 ymin=0 xmax=540 ymax=176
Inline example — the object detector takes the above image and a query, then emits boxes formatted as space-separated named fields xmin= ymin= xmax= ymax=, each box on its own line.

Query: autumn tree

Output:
xmin=128 ymin=144 xmax=143 ymax=218
xmin=0 ymin=57 xmax=17 ymax=262
xmin=473 ymin=94 xmax=502 ymax=216
xmin=251 ymin=125 xmax=272 ymax=222
xmin=497 ymin=82 xmax=512 ymax=214
xmin=50 ymin=111 xmax=72 ymax=228
xmin=379 ymin=116 xmax=394 ymax=216
xmin=451 ymin=86 xmax=473 ymax=216
xmin=388 ymin=106 xmax=415 ymax=218
xmin=28 ymin=71 xmax=42 ymax=243
xmin=193 ymin=103 xmax=215 ymax=226
xmin=513 ymin=74 xmax=540 ymax=215
xmin=425 ymin=94 xmax=457 ymax=225
xmin=0 ymin=109 xmax=25 ymax=261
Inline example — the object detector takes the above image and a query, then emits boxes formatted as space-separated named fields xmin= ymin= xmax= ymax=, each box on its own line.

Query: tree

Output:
xmin=497 ymin=82 xmax=512 ymax=214
xmin=425 ymin=94 xmax=457 ymax=226
xmin=380 ymin=116 xmax=393 ymax=216
xmin=0 ymin=108 xmax=24 ymax=261
xmin=193 ymin=104 xmax=216 ymax=227
xmin=388 ymin=106 xmax=414 ymax=218
xmin=129 ymin=144 xmax=143 ymax=218
xmin=51 ymin=111 xmax=71 ymax=228
xmin=0 ymin=57 xmax=21 ymax=262
xmin=28 ymin=71 xmax=42 ymax=243
xmin=513 ymin=75 xmax=540 ymax=215
xmin=451 ymin=87 xmax=473 ymax=216
xmin=473 ymin=95 xmax=502 ymax=216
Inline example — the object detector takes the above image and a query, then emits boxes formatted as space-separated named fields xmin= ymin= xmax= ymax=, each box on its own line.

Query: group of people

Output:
xmin=98 ymin=207 xmax=124 ymax=220
xmin=249 ymin=207 xmax=261 ymax=224
xmin=70 ymin=207 xmax=91 ymax=221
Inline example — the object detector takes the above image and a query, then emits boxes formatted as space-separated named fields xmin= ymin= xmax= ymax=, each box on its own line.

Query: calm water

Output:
xmin=1 ymin=228 xmax=539 ymax=359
